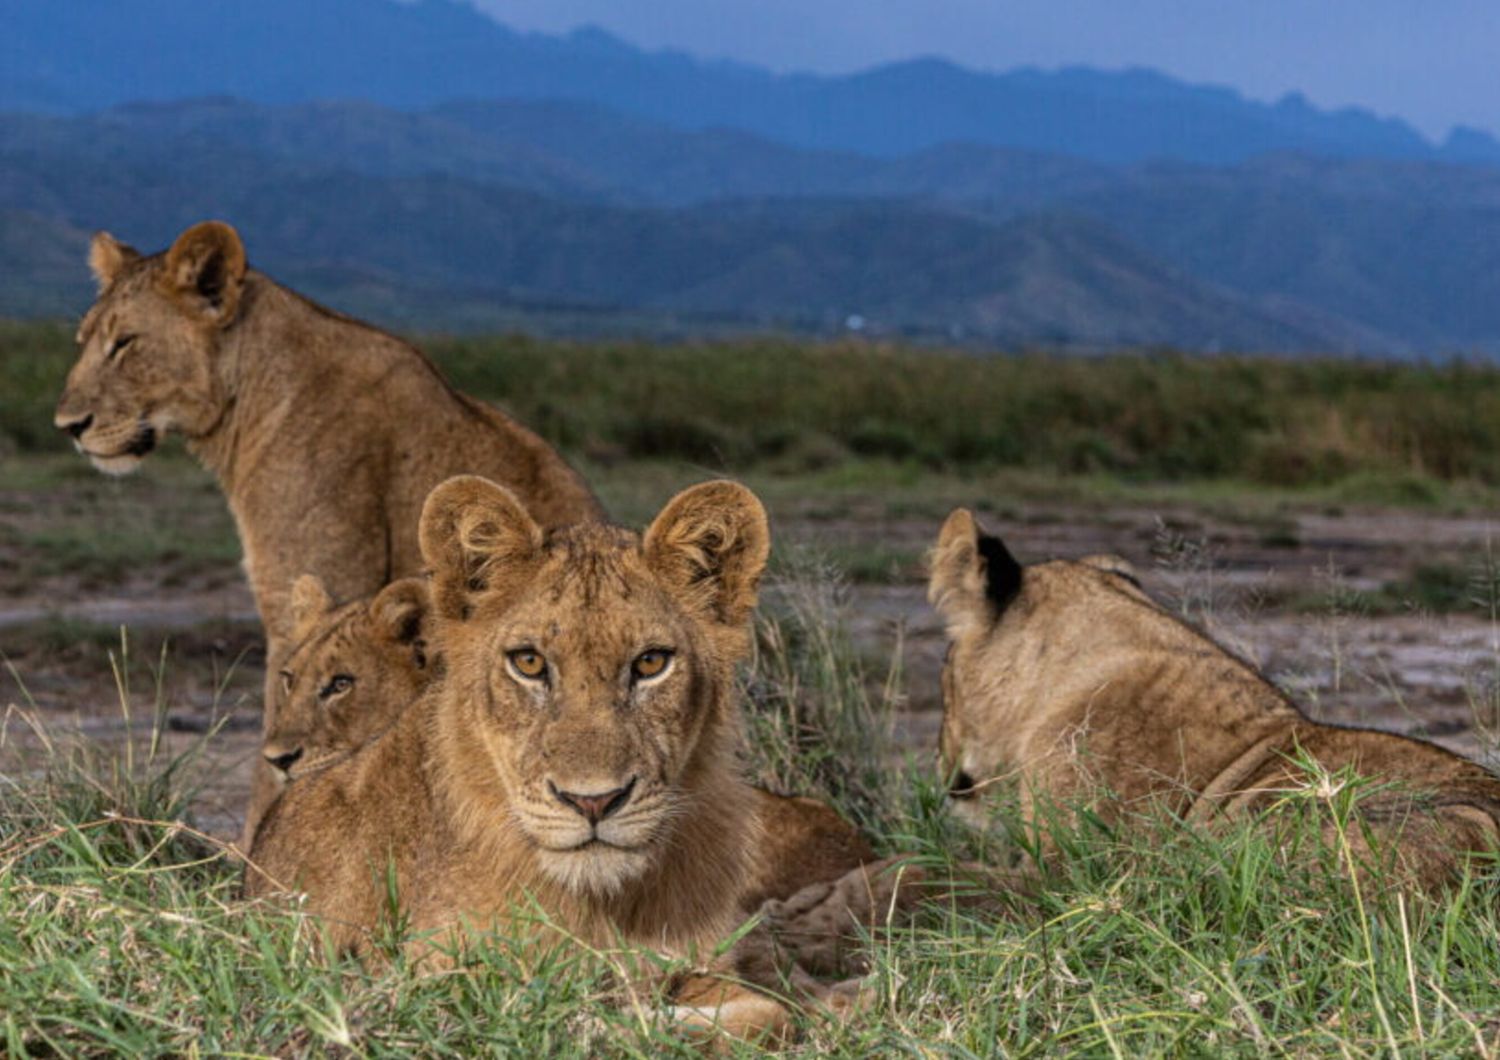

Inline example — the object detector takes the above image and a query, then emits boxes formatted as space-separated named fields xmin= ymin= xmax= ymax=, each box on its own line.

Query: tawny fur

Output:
xmin=55 ymin=222 xmax=602 ymax=844
xmin=256 ymin=575 xmax=875 ymax=915
xmin=928 ymin=508 xmax=1500 ymax=897
xmin=58 ymin=223 xmax=600 ymax=645
xmin=247 ymin=477 xmax=772 ymax=959
xmin=260 ymin=576 xmax=432 ymax=783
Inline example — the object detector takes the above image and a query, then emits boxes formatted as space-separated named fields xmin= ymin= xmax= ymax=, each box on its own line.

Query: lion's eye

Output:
xmin=279 ymin=670 xmax=294 ymax=695
xmin=508 ymin=649 xmax=549 ymax=682
xmin=106 ymin=334 xmax=137 ymax=361
xmin=631 ymin=650 xmax=673 ymax=682
xmin=319 ymin=674 xmax=355 ymax=699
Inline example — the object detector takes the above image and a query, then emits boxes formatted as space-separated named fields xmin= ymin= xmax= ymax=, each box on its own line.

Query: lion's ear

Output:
xmin=289 ymin=574 xmax=334 ymax=639
xmin=161 ymin=220 xmax=246 ymax=326
xmin=88 ymin=232 xmax=140 ymax=292
xmin=371 ymin=578 xmax=428 ymax=648
xmin=644 ymin=480 xmax=769 ymax=627
xmin=928 ymin=509 xmax=1022 ymax=634
xmin=420 ymin=475 xmax=542 ymax=621
xmin=1078 ymin=553 xmax=1141 ymax=587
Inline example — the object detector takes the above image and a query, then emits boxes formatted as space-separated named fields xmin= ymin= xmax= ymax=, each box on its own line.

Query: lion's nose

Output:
xmin=57 ymin=412 xmax=93 ymax=439
xmin=949 ymin=770 xmax=977 ymax=800
xmin=549 ymin=777 xmax=636 ymax=824
xmin=265 ymin=747 xmax=304 ymax=774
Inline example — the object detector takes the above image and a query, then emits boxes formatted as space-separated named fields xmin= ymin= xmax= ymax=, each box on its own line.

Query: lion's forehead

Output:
xmin=493 ymin=593 xmax=683 ymax=660
xmin=489 ymin=545 xmax=682 ymax=640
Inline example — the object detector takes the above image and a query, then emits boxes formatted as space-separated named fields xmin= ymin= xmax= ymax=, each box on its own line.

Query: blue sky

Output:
xmin=473 ymin=0 xmax=1500 ymax=140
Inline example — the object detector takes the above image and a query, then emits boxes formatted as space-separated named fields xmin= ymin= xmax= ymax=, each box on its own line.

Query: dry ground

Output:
xmin=3 ymin=453 xmax=1498 ymax=840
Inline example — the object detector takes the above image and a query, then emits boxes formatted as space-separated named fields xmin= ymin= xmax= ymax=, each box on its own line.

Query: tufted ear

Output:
xmin=371 ymin=578 xmax=429 ymax=658
xmin=419 ymin=475 xmax=543 ymax=621
xmin=88 ymin=232 xmax=140 ymax=292
xmin=644 ymin=480 xmax=769 ymax=628
xmin=289 ymin=574 xmax=334 ymax=640
xmin=160 ymin=220 xmax=247 ymax=326
xmin=927 ymin=509 xmax=1023 ymax=636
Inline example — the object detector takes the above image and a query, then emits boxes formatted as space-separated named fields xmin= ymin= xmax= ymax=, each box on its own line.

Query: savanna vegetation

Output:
xmin=4 ymin=568 xmax=1500 ymax=1055
xmin=6 ymin=318 xmax=1500 ymax=1054
xmin=7 ymin=320 xmax=1500 ymax=504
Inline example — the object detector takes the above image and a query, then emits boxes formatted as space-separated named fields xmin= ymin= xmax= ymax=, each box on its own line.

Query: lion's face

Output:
xmin=55 ymin=223 xmax=247 ymax=474
xmin=422 ymin=476 xmax=768 ymax=897
xmin=264 ymin=577 xmax=431 ymax=782
xmin=928 ymin=508 xmax=1145 ymax=828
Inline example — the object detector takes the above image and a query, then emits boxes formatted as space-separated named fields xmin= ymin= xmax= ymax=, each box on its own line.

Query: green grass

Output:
xmin=9 ymin=320 xmax=1500 ymax=508
xmin=6 ymin=572 xmax=1500 ymax=1056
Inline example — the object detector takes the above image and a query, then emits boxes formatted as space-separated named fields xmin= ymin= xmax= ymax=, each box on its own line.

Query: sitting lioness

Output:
xmin=262 ymin=572 xmax=876 ymax=914
xmin=929 ymin=508 xmax=1500 ymax=897
xmin=54 ymin=221 xmax=602 ymax=844
xmin=247 ymin=476 xmax=798 ymax=1036
xmin=55 ymin=221 xmax=601 ymax=648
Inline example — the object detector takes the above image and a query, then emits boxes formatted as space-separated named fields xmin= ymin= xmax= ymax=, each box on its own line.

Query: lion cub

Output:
xmin=248 ymin=476 xmax=803 ymax=1035
xmin=930 ymin=508 xmax=1500 ymax=897
xmin=261 ymin=574 xmax=875 ymax=914
xmin=261 ymin=576 xmax=430 ymax=783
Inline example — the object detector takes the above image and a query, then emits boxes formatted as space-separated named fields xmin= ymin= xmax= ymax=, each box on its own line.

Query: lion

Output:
xmin=247 ymin=476 xmax=804 ymax=1038
xmin=927 ymin=508 xmax=1500 ymax=898
xmin=260 ymin=575 xmax=431 ymax=783
xmin=55 ymin=221 xmax=600 ymax=648
xmin=54 ymin=220 xmax=601 ymax=845
xmin=258 ymin=572 xmax=876 ymax=914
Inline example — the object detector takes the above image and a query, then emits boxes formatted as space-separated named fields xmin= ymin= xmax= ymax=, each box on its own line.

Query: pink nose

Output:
xmin=549 ymin=777 xmax=636 ymax=824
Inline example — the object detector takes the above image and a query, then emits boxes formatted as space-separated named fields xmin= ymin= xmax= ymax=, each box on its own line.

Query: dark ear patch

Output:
xmin=977 ymin=533 xmax=1022 ymax=612
xmin=161 ymin=220 xmax=247 ymax=325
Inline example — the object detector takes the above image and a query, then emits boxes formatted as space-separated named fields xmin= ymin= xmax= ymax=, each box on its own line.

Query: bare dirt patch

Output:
xmin=4 ymin=458 xmax=1498 ymax=839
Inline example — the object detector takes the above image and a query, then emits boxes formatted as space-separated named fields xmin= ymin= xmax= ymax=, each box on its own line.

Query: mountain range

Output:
xmin=5 ymin=0 xmax=1498 ymax=167
xmin=3 ymin=0 xmax=1500 ymax=354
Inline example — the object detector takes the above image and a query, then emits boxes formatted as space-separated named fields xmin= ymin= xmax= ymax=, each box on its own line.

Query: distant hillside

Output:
xmin=4 ymin=0 xmax=1498 ymax=166
xmin=0 ymin=142 xmax=1356 ymax=350
xmin=9 ymin=100 xmax=1500 ymax=353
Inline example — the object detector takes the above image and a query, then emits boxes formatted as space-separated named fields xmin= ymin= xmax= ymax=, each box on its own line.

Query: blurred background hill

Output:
xmin=4 ymin=0 xmax=1500 ymax=354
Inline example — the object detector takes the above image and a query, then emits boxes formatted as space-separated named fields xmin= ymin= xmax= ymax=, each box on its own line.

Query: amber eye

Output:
xmin=508 ymin=649 xmax=548 ymax=681
xmin=319 ymin=674 xmax=355 ymax=699
xmin=631 ymin=650 xmax=673 ymax=682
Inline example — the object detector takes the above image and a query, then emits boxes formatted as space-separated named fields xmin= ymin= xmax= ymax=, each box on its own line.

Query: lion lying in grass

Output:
xmin=260 ymin=570 xmax=875 ymax=915
xmin=928 ymin=508 xmax=1500 ymax=897
xmin=247 ymin=476 xmax=827 ymax=1039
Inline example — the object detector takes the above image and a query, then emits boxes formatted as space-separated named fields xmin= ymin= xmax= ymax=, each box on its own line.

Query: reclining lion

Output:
xmin=260 ymin=571 xmax=876 ymax=914
xmin=246 ymin=476 xmax=817 ymax=1038
xmin=927 ymin=508 xmax=1500 ymax=897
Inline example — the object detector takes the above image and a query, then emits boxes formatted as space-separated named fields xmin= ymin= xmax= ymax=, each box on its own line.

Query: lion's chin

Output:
xmin=85 ymin=450 xmax=145 ymax=477
xmin=79 ymin=423 xmax=157 ymax=476
xmin=535 ymin=843 xmax=652 ymax=897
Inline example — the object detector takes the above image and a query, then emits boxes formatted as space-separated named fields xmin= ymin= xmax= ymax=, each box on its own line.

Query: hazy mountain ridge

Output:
xmin=0 ymin=133 xmax=1366 ymax=350
xmin=5 ymin=0 xmax=1498 ymax=166
xmin=8 ymin=98 xmax=1500 ymax=352
xmin=5 ymin=0 xmax=1500 ymax=353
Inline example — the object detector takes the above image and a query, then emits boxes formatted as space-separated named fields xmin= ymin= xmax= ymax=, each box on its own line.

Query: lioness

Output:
xmin=929 ymin=508 xmax=1500 ymax=897
xmin=247 ymin=476 xmax=794 ymax=1035
xmin=55 ymin=221 xmax=601 ymax=845
xmin=54 ymin=220 xmax=600 ymax=647
xmin=262 ymin=572 xmax=876 ymax=914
